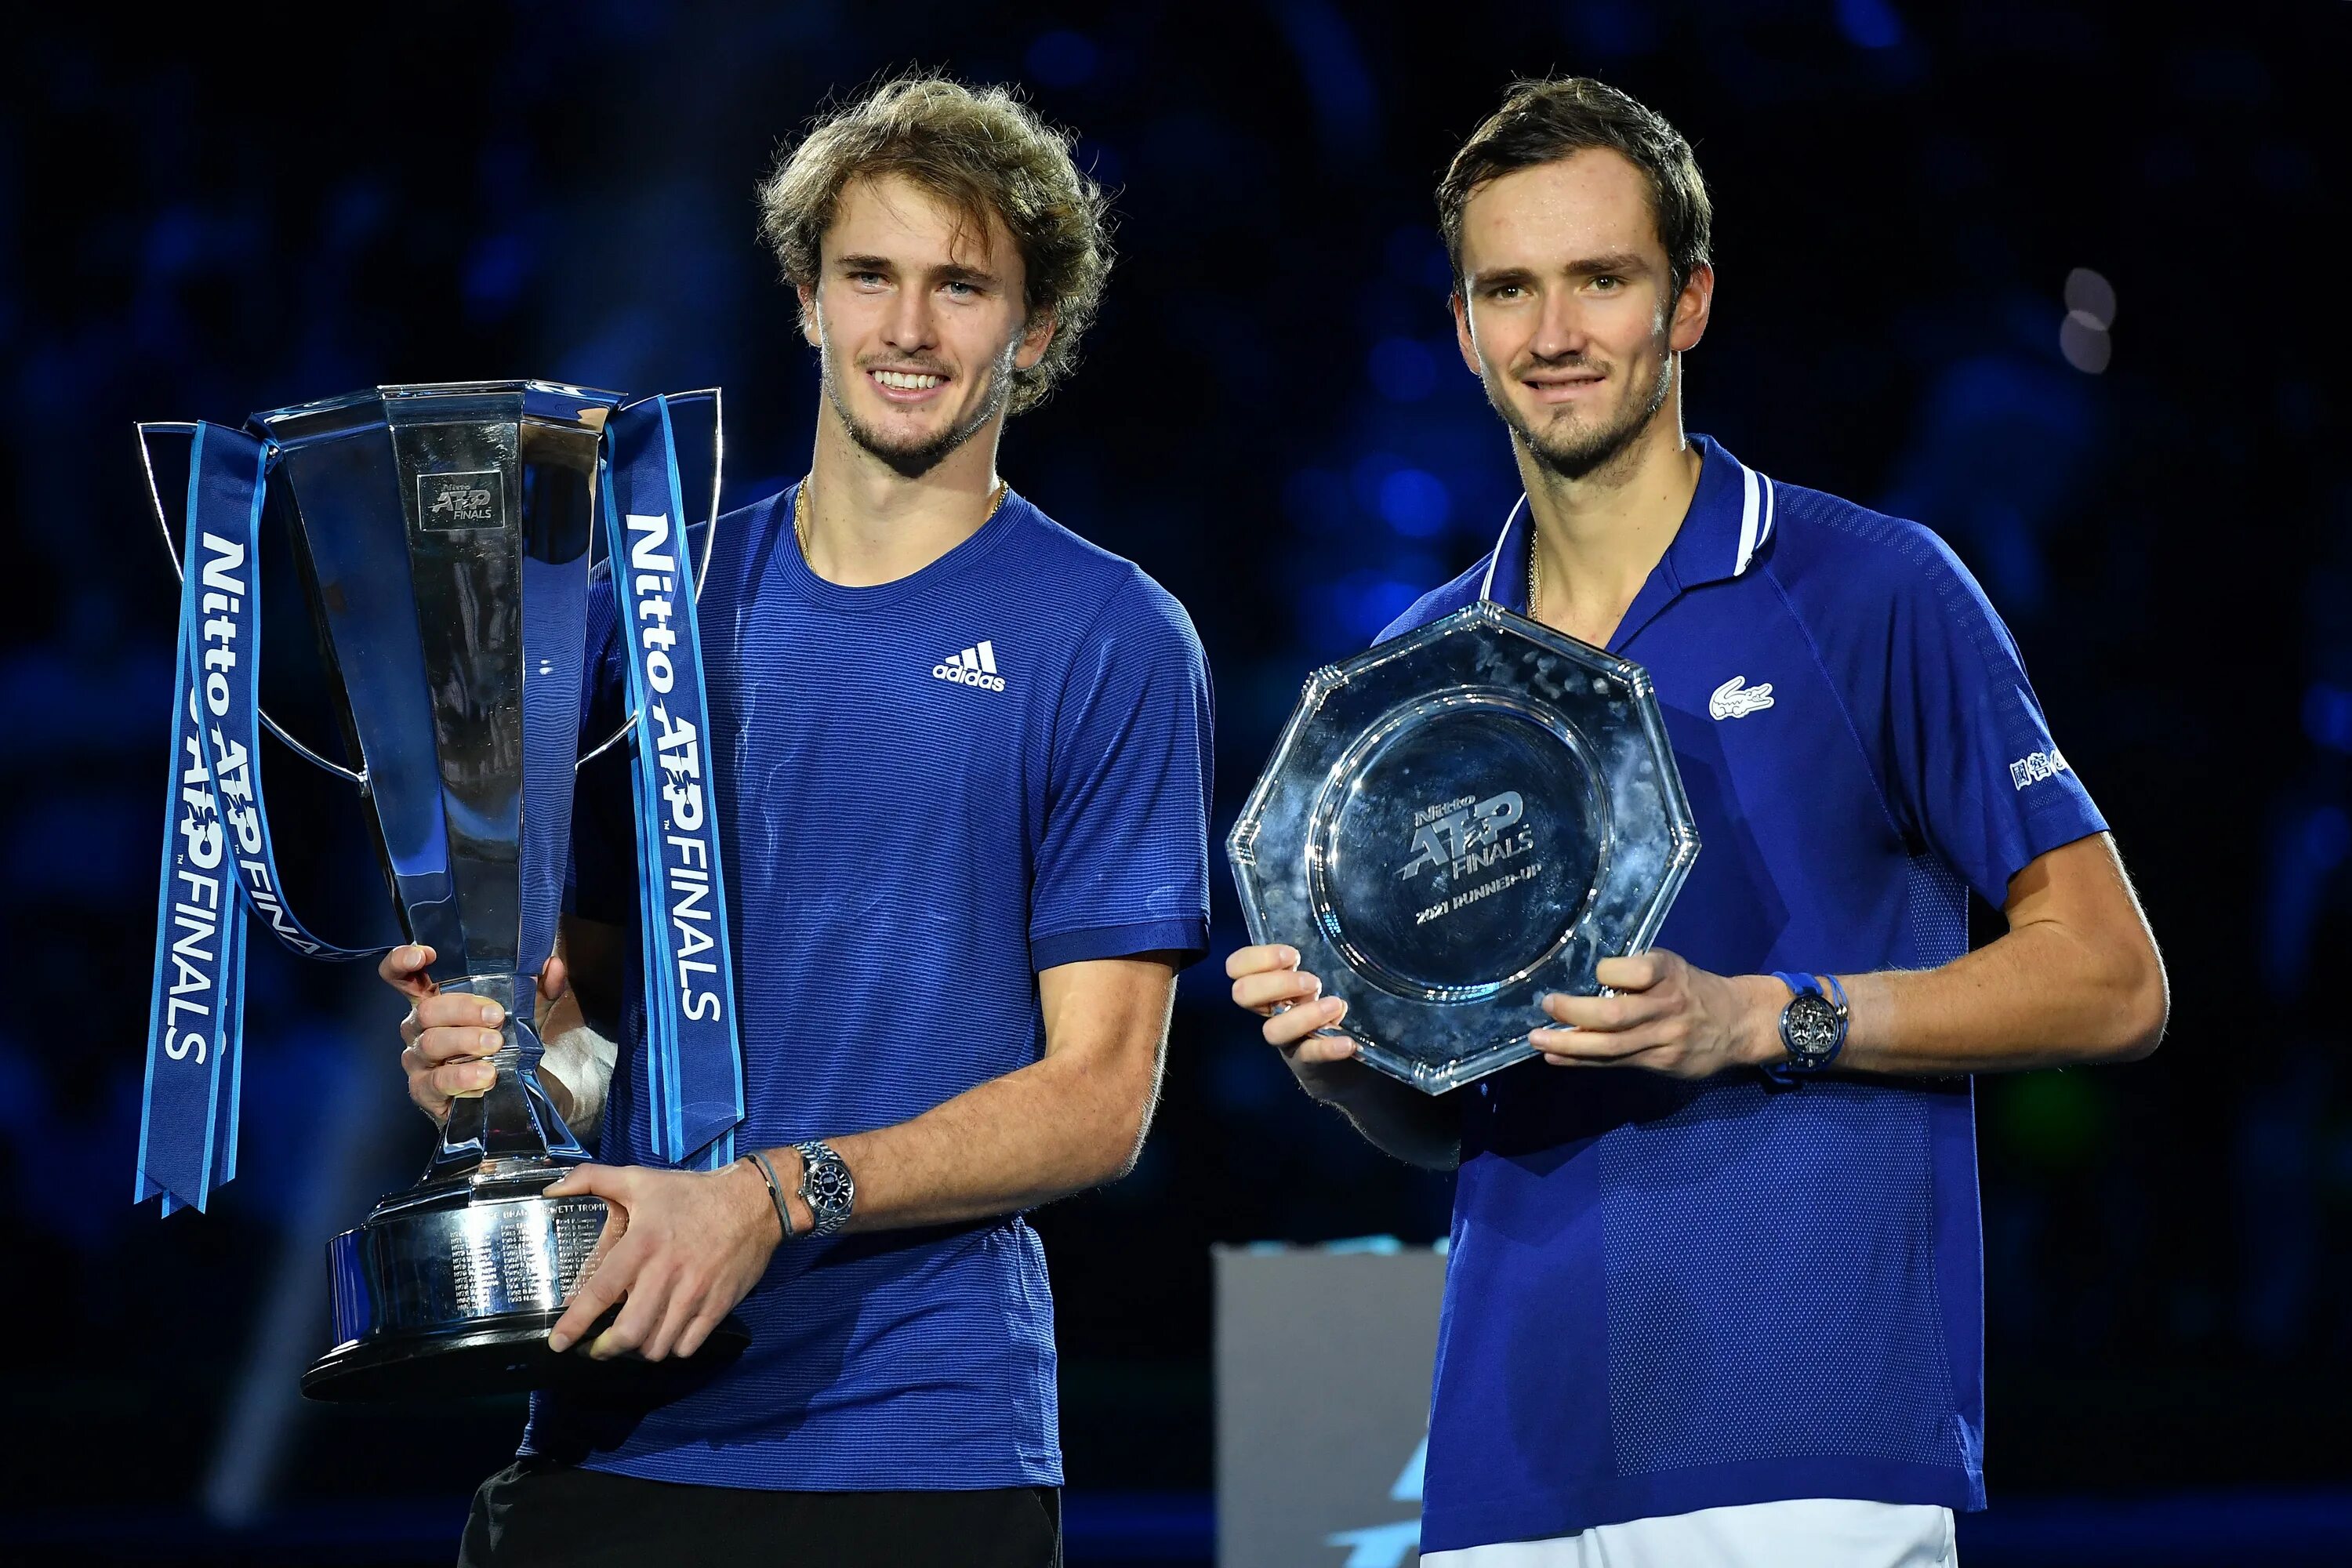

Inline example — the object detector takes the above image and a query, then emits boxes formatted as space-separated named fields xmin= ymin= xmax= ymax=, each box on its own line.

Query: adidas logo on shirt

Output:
xmin=933 ymin=639 xmax=1007 ymax=693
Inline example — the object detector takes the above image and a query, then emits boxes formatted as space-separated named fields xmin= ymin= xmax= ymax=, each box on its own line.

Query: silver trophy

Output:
xmin=145 ymin=381 xmax=742 ymax=1400
xmin=1229 ymin=602 xmax=1700 ymax=1092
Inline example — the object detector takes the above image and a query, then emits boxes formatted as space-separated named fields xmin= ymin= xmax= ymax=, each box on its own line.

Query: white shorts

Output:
xmin=1419 ymin=1498 xmax=1957 ymax=1568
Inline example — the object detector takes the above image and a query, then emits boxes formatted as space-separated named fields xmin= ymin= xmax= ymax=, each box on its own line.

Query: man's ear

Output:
xmin=1014 ymin=307 xmax=1058 ymax=371
xmin=1668 ymin=262 xmax=1714 ymax=354
xmin=798 ymin=282 xmax=822 ymax=349
xmin=1451 ymin=291 xmax=1483 ymax=378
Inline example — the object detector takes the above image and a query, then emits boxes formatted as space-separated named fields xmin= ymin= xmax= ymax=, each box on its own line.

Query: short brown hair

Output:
xmin=757 ymin=74 xmax=1114 ymax=414
xmin=1437 ymin=78 xmax=1712 ymax=304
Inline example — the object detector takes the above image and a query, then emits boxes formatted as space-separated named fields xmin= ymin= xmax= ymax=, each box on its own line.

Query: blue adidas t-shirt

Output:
xmin=526 ymin=482 xmax=1212 ymax=1490
xmin=1381 ymin=437 xmax=2106 ymax=1550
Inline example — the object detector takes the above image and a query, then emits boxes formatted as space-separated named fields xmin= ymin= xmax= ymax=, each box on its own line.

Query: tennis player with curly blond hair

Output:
xmin=387 ymin=75 xmax=1209 ymax=1567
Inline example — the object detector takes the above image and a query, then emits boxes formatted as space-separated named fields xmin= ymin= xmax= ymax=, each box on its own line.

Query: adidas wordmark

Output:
xmin=934 ymin=639 xmax=1007 ymax=692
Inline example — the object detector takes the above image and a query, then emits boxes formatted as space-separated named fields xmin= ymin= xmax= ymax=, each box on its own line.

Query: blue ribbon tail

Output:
xmin=136 ymin=421 xmax=262 ymax=1214
xmin=601 ymin=392 xmax=746 ymax=1173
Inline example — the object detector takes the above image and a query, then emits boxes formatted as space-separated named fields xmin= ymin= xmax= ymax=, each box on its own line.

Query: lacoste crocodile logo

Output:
xmin=1709 ymin=675 xmax=1775 ymax=720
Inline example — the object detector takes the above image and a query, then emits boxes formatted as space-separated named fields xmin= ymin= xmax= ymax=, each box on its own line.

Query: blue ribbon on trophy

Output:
xmin=136 ymin=390 xmax=748 ymax=1217
xmin=138 ymin=425 xmax=256 ymax=1214
xmin=136 ymin=422 xmax=392 ymax=1214
xmin=601 ymin=391 xmax=746 ymax=1173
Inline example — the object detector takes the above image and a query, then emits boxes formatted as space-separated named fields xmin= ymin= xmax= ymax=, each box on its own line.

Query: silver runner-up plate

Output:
xmin=1229 ymin=601 xmax=1700 ymax=1094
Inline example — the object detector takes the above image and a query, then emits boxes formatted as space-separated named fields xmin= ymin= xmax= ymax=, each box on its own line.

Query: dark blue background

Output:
xmin=4 ymin=2 xmax=2348 ymax=1562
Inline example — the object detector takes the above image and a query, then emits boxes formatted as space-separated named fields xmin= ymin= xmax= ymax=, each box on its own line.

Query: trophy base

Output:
xmin=302 ymin=1310 xmax=750 ymax=1403
xmin=303 ymin=1161 xmax=749 ymax=1403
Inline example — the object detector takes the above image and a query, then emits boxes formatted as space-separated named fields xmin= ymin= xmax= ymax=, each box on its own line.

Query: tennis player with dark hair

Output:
xmin=1229 ymin=77 xmax=2165 ymax=1566
xmin=385 ymin=75 xmax=1210 ymax=1568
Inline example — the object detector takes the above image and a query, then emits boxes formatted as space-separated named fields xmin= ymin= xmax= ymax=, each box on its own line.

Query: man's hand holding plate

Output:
xmin=1530 ymin=950 xmax=1786 ymax=1079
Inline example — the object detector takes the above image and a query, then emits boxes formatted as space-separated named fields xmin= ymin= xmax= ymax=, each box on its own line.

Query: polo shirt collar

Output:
xmin=1475 ymin=434 xmax=1777 ymax=642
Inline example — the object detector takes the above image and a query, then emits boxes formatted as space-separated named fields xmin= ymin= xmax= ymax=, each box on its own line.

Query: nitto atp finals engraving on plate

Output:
xmin=1399 ymin=789 xmax=1541 ymax=930
xmin=1229 ymin=601 xmax=1700 ymax=1093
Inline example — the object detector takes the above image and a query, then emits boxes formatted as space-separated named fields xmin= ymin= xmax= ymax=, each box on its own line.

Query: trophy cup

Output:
xmin=134 ymin=381 xmax=746 ymax=1399
xmin=1229 ymin=601 xmax=1700 ymax=1093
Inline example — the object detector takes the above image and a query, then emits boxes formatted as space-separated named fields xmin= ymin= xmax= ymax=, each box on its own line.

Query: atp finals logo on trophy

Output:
xmin=1400 ymin=789 xmax=1543 ymax=933
xmin=419 ymin=470 xmax=502 ymax=528
xmin=133 ymin=381 xmax=749 ymax=1400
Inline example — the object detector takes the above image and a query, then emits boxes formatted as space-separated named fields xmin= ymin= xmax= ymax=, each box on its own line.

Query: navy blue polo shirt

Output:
xmin=1381 ymin=437 xmax=2105 ymax=1549
xmin=532 ymin=483 xmax=1212 ymax=1490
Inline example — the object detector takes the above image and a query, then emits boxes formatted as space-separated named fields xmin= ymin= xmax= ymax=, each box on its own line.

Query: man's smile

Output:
xmin=866 ymin=366 xmax=950 ymax=402
xmin=1521 ymin=366 xmax=1607 ymax=404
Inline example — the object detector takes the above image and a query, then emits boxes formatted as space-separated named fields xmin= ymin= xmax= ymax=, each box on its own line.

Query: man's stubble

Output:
xmin=1488 ymin=333 xmax=1676 ymax=485
xmin=818 ymin=331 xmax=1019 ymax=481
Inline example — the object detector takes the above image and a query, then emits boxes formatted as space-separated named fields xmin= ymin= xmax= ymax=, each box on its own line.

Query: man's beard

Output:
xmin=1489 ymin=347 xmax=1675 ymax=482
xmin=821 ymin=342 xmax=1015 ymax=480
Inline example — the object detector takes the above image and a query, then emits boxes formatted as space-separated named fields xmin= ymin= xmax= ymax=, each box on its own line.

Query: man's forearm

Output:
xmin=760 ymin=956 xmax=1178 ymax=1236
xmin=1635 ymin=833 xmax=2169 ymax=1079
xmin=760 ymin=1047 xmax=1153 ymax=1235
xmin=1829 ymin=915 xmax=2166 ymax=1075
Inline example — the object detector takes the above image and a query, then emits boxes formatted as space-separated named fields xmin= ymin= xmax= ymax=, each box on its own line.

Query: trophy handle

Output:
xmin=147 ymin=383 xmax=723 ymax=788
xmin=137 ymin=422 xmax=368 ymax=791
xmin=575 ymin=386 xmax=724 ymax=771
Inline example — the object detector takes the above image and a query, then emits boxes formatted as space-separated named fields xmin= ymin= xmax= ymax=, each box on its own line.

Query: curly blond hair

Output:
xmin=757 ymin=74 xmax=1114 ymax=414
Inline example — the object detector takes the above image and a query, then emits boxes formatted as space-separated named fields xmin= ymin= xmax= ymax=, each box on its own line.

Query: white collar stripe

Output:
xmin=1483 ymin=456 xmax=1773 ymax=605
xmin=1732 ymin=462 xmax=1761 ymax=578
xmin=1479 ymin=494 xmax=1529 ymax=604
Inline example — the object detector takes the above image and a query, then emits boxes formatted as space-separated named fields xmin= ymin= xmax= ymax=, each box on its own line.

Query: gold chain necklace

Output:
xmin=1527 ymin=532 xmax=1542 ymax=621
xmin=794 ymin=477 xmax=1008 ymax=560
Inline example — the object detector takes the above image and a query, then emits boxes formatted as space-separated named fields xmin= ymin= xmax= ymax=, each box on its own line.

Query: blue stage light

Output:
xmin=1377 ymin=468 xmax=1450 ymax=537
xmin=1026 ymin=30 xmax=1098 ymax=89
xmin=1369 ymin=338 xmax=1436 ymax=403
xmin=2304 ymin=682 xmax=2352 ymax=753
xmin=1836 ymin=0 xmax=1904 ymax=51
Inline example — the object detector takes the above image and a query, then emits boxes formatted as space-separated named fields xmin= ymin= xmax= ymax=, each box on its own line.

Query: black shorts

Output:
xmin=457 ymin=1457 xmax=1062 ymax=1568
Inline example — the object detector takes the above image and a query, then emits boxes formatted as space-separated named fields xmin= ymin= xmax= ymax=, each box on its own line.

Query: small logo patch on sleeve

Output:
xmin=2008 ymin=748 xmax=2071 ymax=789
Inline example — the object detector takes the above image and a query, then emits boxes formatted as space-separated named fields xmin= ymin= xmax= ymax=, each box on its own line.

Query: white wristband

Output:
xmin=538 ymin=1021 xmax=619 ymax=1141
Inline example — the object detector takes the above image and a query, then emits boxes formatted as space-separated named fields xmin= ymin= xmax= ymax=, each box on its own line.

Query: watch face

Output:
xmin=1783 ymin=993 xmax=1843 ymax=1064
xmin=804 ymin=1153 xmax=854 ymax=1217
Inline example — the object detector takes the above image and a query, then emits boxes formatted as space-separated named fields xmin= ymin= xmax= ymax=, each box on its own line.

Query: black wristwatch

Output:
xmin=1768 ymin=971 xmax=1849 ymax=1078
xmin=793 ymin=1139 xmax=855 ymax=1238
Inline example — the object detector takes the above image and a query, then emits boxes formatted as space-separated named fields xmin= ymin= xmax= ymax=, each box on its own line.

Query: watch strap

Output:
xmin=1772 ymin=970 xmax=1850 ymax=1007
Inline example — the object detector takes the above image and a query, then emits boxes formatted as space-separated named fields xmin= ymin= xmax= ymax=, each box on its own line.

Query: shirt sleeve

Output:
xmin=564 ymin=571 xmax=637 ymax=928
xmin=1878 ymin=526 xmax=2107 ymax=907
xmin=1029 ymin=570 xmax=1214 ymax=970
